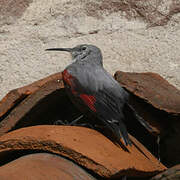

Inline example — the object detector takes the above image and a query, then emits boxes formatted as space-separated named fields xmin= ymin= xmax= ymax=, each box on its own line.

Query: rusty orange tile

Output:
xmin=0 ymin=72 xmax=62 ymax=118
xmin=0 ymin=125 xmax=166 ymax=178
xmin=0 ymin=74 xmax=64 ymax=137
xmin=0 ymin=153 xmax=96 ymax=180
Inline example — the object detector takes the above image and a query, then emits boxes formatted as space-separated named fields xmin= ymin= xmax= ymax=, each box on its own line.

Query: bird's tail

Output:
xmin=125 ymin=103 xmax=153 ymax=132
xmin=100 ymin=117 xmax=132 ymax=146
xmin=114 ymin=121 xmax=132 ymax=146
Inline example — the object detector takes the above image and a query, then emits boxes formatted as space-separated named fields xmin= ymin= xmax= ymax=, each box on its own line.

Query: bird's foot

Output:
xmin=69 ymin=115 xmax=84 ymax=125
xmin=53 ymin=119 xmax=69 ymax=125
xmin=70 ymin=115 xmax=96 ymax=128
xmin=53 ymin=115 xmax=84 ymax=126
xmin=76 ymin=123 xmax=95 ymax=129
xmin=53 ymin=115 xmax=95 ymax=129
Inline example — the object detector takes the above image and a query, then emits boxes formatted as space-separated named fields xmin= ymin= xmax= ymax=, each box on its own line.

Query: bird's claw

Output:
xmin=53 ymin=119 xmax=69 ymax=125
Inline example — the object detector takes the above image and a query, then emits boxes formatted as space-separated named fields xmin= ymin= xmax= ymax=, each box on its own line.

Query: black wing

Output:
xmin=67 ymin=65 xmax=131 ymax=145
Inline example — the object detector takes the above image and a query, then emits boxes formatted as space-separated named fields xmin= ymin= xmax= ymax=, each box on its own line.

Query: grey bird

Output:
xmin=46 ymin=44 xmax=152 ymax=146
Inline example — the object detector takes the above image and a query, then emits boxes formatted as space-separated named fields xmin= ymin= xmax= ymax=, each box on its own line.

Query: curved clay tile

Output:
xmin=0 ymin=72 xmax=62 ymax=118
xmin=0 ymin=153 xmax=96 ymax=180
xmin=0 ymin=72 xmax=64 ymax=136
xmin=0 ymin=125 xmax=166 ymax=179
xmin=114 ymin=71 xmax=180 ymax=167
xmin=114 ymin=71 xmax=180 ymax=115
xmin=151 ymin=164 xmax=180 ymax=180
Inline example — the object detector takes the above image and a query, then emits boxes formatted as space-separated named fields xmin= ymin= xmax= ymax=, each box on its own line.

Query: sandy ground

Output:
xmin=0 ymin=0 xmax=180 ymax=100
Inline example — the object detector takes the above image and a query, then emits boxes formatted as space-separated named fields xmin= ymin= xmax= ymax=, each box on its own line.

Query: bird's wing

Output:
xmin=63 ymin=66 xmax=131 ymax=145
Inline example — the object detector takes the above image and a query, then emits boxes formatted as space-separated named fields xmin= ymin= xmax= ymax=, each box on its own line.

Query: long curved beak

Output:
xmin=45 ymin=48 xmax=72 ymax=52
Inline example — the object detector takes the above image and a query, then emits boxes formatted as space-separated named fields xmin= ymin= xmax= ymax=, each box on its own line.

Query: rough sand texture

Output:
xmin=0 ymin=0 xmax=180 ymax=100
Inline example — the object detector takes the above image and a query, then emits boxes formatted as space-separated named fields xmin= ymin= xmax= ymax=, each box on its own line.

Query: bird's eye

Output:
xmin=82 ymin=46 xmax=87 ymax=51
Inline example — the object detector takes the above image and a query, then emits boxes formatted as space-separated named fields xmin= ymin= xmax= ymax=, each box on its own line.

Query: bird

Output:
xmin=46 ymin=44 xmax=152 ymax=146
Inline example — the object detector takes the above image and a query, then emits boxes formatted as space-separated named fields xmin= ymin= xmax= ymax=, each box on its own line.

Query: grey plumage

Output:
xmin=46 ymin=44 xmax=152 ymax=146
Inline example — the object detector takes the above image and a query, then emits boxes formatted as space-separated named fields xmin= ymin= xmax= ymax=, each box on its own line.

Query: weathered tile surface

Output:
xmin=0 ymin=125 xmax=166 ymax=178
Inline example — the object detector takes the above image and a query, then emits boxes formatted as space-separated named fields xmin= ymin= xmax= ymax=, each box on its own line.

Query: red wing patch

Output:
xmin=62 ymin=69 xmax=73 ymax=86
xmin=80 ymin=94 xmax=96 ymax=112
xmin=63 ymin=70 xmax=96 ymax=112
xmin=62 ymin=69 xmax=76 ymax=94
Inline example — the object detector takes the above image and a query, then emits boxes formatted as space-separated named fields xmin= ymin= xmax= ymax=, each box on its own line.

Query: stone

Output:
xmin=0 ymin=0 xmax=32 ymax=26
xmin=1 ymin=0 xmax=180 ymax=103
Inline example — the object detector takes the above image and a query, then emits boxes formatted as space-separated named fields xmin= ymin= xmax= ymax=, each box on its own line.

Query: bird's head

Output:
xmin=46 ymin=44 xmax=103 ymax=66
